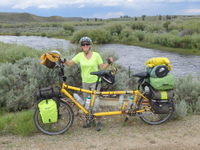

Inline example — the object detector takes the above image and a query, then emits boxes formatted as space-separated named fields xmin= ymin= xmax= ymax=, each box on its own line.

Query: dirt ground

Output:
xmin=0 ymin=114 xmax=200 ymax=150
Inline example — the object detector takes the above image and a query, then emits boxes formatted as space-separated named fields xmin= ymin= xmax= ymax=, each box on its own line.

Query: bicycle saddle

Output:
xmin=133 ymin=72 xmax=149 ymax=78
xmin=90 ymin=70 xmax=111 ymax=77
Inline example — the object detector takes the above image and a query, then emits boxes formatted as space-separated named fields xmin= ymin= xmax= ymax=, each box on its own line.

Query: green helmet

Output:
xmin=79 ymin=36 xmax=92 ymax=45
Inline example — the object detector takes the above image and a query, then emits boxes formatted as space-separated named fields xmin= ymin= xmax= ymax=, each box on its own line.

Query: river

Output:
xmin=0 ymin=35 xmax=200 ymax=77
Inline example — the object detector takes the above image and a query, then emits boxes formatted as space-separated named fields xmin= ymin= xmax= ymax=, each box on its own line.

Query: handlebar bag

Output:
xmin=40 ymin=52 xmax=60 ymax=69
xmin=36 ymin=86 xmax=61 ymax=100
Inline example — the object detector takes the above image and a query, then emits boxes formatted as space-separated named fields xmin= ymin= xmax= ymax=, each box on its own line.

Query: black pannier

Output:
xmin=151 ymin=99 xmax=175 ymax=114
xmin=147 ymin=87 xmax=175 ymax=114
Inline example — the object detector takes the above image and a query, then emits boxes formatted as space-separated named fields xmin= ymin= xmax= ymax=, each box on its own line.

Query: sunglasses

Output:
xmin=81 ymin=43 xmax=90 ymax=46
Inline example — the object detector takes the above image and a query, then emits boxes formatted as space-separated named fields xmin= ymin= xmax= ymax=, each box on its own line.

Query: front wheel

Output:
xmin=138 ymin=98 xmax=173 ymax=125
xmin=34 ymin=100 xmax=74 ymax=135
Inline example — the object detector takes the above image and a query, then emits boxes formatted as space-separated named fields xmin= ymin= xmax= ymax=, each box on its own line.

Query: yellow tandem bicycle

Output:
xmin=34 ymin=57 xmax=175 ymax=135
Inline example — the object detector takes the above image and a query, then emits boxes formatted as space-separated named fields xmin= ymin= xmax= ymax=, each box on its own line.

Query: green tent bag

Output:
xmin=38 ymin=99 xmax=58 ymax=124
xmin=149 ymin=74 xmax=175 ymax=90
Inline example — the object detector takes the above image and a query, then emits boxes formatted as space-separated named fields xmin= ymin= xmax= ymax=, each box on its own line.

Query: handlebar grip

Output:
xmin=107 ymin=58 xmax=112 ymax=64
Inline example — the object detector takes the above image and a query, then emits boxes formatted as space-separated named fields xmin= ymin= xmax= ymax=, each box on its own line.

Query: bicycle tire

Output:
xmin=34 ymin=100 xmax=74 ymax=135
xmin=138 ymin=97 xmax=173 ymax=125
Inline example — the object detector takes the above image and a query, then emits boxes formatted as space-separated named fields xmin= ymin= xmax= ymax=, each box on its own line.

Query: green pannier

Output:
xmin=38 ymin=99 xmax=58 ymax=124
xmin=149 ymin=73 xmax=175 ymax=90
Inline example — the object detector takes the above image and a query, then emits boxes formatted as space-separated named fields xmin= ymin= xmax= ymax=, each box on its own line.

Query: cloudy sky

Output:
xmin=0 ymin=0 xmax=200 ymax=18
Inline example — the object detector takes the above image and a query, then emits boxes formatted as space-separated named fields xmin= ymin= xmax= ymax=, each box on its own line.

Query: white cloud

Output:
xmin=183 ymin=8 xmax=200 ymax=14
xmin=0 ymin=0 xmax=200 ymax=9
xmin=78 ymin=4 xmax=85 ymax=8
xmin=94 ymin=11 xmax=125 ymax=18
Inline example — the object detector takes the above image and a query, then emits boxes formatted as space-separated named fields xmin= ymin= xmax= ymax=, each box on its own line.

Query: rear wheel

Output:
xmin=34 ymin=100 xmax=74 ymax=135
xmin=138 ymin=97 xmax=173 ymax=125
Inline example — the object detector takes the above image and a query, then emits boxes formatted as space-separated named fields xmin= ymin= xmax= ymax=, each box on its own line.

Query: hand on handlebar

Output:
xmin=107 ymin=57 xmax=114 ymax=64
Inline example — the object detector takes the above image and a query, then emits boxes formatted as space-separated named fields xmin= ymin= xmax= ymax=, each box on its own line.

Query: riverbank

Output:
xmin=130 ymin=41 xmax=200 ymax=56
xmin=1 ymin=33 xmax=200 ymax=56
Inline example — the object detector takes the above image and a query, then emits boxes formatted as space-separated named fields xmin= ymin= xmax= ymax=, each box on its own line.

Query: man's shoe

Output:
xmin=96 ymin=122 xmax=103 ymax=131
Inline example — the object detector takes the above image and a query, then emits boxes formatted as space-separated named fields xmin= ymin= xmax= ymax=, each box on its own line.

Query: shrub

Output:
xmin=191 ymin=34 xmax=200 ymax=49
xmin=41 ymin=32 xmax=47 ymax=37
xmin=175 ymin=75 xmax=200 ymax=113
xmin=168 ymin=22 xmax=183 ymax=31
xmin=133 ymin=30 xmax=145 ymax=41
xmin=173 ymin=100 xmax=188 ymax=119
xmin=144 ymin=33 xmax=157 ymax=43
xmin=14 ymin=32 xmax=21 ymax=36
xmin=163 ymin=21 xmax=171 ymax=31
xmin=194 ymin=98 xmax=200 ymax=114
xmin=0 ymin=47 xmax=134 ymax=111
xmin=71 ymin=29 xmax=111 ymax=44
xmin=146 ymin=24 xmax=163 ymax=33
xmin=151 ymin=33 xmax=181 ymax=48
xmin=63 ymin=24 xmax=75 ymax=33
xmin=129 ymin=22 xmax=146 ymax=31
xmin=0 ymin=58 xmax=61 ymax=111
xmin=179 ymin=29 xmax=194 ymax=37
xmin=169 ymin=30 xmax=179 ymax=35
xmin=120 ymin=27 xmax=133 ymax=39
xmin=180 ymin=36 xmax=193 ymax=49
xmin=105 ymin=23 xmax=125 ymax=35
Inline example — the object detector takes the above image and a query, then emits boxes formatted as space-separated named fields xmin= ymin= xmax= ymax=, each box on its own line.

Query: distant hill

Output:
xmin=0 ymin=12 xmax=83 ymax=23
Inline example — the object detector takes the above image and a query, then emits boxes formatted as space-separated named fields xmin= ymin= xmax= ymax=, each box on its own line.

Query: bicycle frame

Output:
xmin=61 ymin=82 xmax=150 ymax=117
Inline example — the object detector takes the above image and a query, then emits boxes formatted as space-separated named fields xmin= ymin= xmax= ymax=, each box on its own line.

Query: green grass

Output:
xmin=130 ymin=42 xmax=200 ymax=56
xmin=0 ymin=109 xmax=37 ymax=136
xmin=0 ymin=42 xmax=43 ymax=63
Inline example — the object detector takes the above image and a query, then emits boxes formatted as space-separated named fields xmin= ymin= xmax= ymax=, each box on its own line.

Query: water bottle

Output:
xmin=118 ymin=95 xmax=124 ymax=109
xmin=73 ymin=93 xmax=84 ymax=105
xmin=127 ymin=95 xmax=134 ymax=110
xmin=144 ymin=86 xmax=150 ymax=93
xmin=85 ymin=96 xmax=91 ymax=110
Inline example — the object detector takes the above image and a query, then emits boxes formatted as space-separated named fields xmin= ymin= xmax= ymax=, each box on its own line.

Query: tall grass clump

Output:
xmin=0 ymin=109 xmax=36 ymax=136
xmin=0 ymin=42 xmax=42 ymax=63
